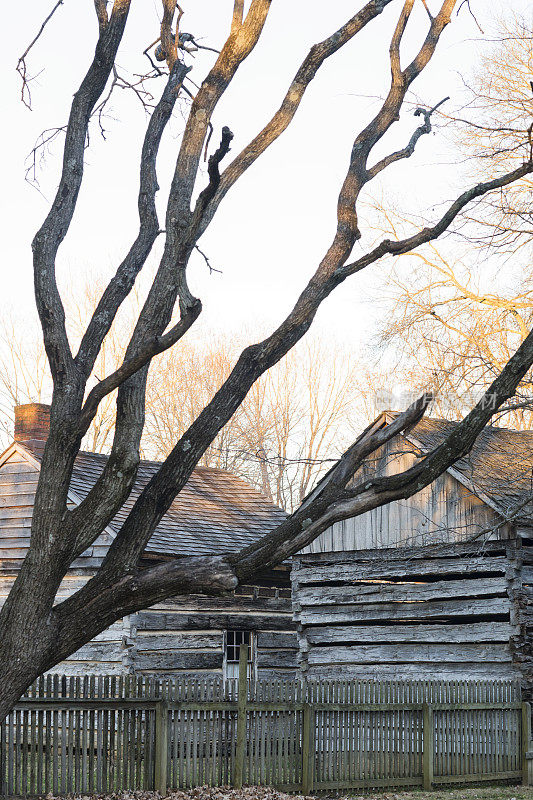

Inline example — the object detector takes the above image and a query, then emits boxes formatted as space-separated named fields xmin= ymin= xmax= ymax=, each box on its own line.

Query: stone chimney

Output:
xmin=14 ymin=403 xmax=51 ymax=444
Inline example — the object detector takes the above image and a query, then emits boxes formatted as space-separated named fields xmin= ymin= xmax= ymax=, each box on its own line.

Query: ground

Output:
xmin=41 ymin=784 xmax=533 ymax=800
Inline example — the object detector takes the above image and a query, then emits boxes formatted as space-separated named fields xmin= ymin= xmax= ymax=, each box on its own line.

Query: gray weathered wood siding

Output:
xmin=131 ymin=585 xmax=298 ymax=677
xmin=0 ymin=446 xmax=113 ymax=570
xmin=301 ymin=435 xmax=502 ymax=554
xmin=293 ymin=541 xmax=532 ymax=691
xmin=512 ymin=541 xmax=533 ymax=698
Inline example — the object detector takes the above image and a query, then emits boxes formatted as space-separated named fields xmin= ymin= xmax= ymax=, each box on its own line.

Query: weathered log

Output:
xmin=296 ymin=576 xmax=508 ymax=606
xmin=304 ymin=621 xmax=514 ymax=645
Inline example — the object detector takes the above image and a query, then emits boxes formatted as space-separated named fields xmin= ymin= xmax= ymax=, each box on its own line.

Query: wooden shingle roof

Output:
xmin=402 ymin=417 xmax=533 ymax=523
xmin=25 ymin=443 xmax=287 ymax=558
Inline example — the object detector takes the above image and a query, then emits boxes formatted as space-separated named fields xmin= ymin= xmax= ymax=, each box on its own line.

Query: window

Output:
xmin=224 ymin=630 xmax=255 ymax=680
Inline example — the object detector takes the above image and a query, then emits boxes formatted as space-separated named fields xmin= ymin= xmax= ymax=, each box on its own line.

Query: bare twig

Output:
xmin=16 ymin=0 xmax=65 ymax=109
xmin=194 ymin=244 xmax=222 ymax=274
xmin=456 ymin=0 xmax=484 ymax=34
xmin=25 ymin=126 xmax=68 ymax=185
xmin=367 ymin=96 xmax=450 ymax=179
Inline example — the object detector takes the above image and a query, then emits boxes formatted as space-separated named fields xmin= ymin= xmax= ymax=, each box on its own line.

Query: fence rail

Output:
xmin=1 ymin=656 xmax=530 ymax=796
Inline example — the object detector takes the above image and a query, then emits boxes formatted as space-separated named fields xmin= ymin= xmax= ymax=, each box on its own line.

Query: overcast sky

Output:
xmin=0 ymin=0 xmax=527 ymax=357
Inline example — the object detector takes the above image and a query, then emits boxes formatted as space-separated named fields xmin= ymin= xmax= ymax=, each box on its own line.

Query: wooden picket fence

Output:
xmin=1 ymin=655 xmax=531 ymax=796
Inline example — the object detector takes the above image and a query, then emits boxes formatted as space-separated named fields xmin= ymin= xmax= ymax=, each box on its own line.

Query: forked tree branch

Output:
xmin=32 ymin=0 xmax=132 ymax=382
xmin=75 ymin=59 xmax=192 ymax=377
xmin=53 ymin=315 xmax=533 ymax=644
xmin=5 ymin=0 xmax=533 ymax=713
xmin=193 ymin=0 xmax=397 ymax=238
xmin=367 ymin=96 xmax=449 ymax=179
xmin=339 ymin=160 xmax=533 ymax=279
xmin=79 ymin=300 xmax=201 ymax=438
xmin=53 ymin=395 xmax=432 ymax=641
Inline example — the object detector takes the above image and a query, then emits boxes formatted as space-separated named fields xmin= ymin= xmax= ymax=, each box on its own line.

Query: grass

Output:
xmin=342 ymin=786 xmax=533 ymax=800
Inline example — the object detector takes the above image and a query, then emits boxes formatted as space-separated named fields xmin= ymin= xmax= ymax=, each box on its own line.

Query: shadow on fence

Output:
xmin=1 ymin=652 xmax=531 ymax=796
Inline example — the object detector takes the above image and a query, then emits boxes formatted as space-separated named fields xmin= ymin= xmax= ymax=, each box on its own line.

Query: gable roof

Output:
xmin=387 ymin=414 xmax=533 ymax=523
xmin=17 ymin=442 xmax=287 ymax=558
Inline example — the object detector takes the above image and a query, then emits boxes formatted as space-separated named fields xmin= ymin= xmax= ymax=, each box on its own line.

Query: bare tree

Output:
xmin=371 ymin=231 xmax=533 ymax=425
xmin=145 ymin=336 xmax=362 ymax=510
xmin=1 ymin=0 xmax=533 ymax=720
xmin=0 ymin=311 xmax=362 ymax=509
xmin=445 ymin=13 xmax=533 ymax=251
xmin=0 ymin=318 xmax=50 ymax=445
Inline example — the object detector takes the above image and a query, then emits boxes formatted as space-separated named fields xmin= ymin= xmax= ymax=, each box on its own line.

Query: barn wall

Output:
xmin=131 ymin=583 xmax=298 ymax=678
xmin=293 ymin=541 xmax=527 ymax=684
xmin=301 ymin=434 xmax=502 ymax=554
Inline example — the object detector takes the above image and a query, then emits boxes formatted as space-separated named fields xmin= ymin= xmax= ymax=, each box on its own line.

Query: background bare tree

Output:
xmin=446 ymin=12 xmax=533 ymax=250
xmin=146 ymin=336 xmax=361 ymax=510
xmin=365 ymin=15 xmax=533 ymax=423
xmin=0 ymin=300 xmax=362 ymax=510
xmin=1 ymin=0 xmax=532 ymax=721
xmin=373 ymin=241 xmax=533 ymax=424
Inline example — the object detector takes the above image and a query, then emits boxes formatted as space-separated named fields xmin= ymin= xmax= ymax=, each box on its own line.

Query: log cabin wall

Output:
xmin=301 ymin=434 xmax=503 ymax=554
xmin=292 ymin=540 xmax=533 ymax=698
xmin=129 ymin=577 xmax=298 ymax=679
xmin=513 ymin=530 xmax=533 ymax=699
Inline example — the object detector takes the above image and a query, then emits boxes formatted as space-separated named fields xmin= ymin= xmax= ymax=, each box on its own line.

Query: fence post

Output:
xmin=301 ymin=703 xmax=315 ymax=794
xmin=422 ymin=703 xmax=434 ymax=791
xmin=234 ymin=645 xmax=248 ymax=789
xmin=522 ymin=702 xmax=532 ymax=785
xmin=155 ymin=700 xmax=169 ymax=794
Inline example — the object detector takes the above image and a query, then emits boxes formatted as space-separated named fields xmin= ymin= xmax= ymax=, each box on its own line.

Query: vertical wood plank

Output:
xmin=301 ymin=703 xmax=314 ymax=794
xmin=423 ymin=703 xmax=434 ymax=791
xmin=234 ymin=645 xmax=248 ymax=789
xmin=522 ymin=702 xmax=531 ymax=785
xmin=155 ymin=700 xmax=169 ymax=795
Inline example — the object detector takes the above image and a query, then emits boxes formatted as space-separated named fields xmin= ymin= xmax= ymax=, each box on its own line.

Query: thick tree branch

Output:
xmin=51 ymin=556 xmax=238 ymax=668
xmin=390 ymin=0 xmax=415 ymax=84
xmin=193 ymin=0 xmax=396 ymax=238
xmin=232 ymin=318 xmax=533 ymax=576
xmin=75 ymin=59 xmax=191 ymax=377
xmin=94 ymin=0 xmax=108 ymax=34
xmin=231 ymin=0 xmax=245 ymax=35
xmin=32 ymin=0 xmax=132 ymax=383
xmin=160 ymin=0 xmax=179 ymax=70
xmin=51 ymin=400 xmax=431 ymax=637
xmin=339 ymin=160 xmax=533 ymax=278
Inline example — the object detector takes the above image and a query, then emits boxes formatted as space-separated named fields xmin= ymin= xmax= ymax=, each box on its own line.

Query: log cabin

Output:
xmin=292 ymin=411 xmax=533 ymax=697
xmin=0 ymin=403 xmax=298 ymax=679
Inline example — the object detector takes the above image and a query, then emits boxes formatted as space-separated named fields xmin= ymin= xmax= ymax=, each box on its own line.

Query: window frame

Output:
xmin=223 ymin=629 xmax=256 ymax=682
